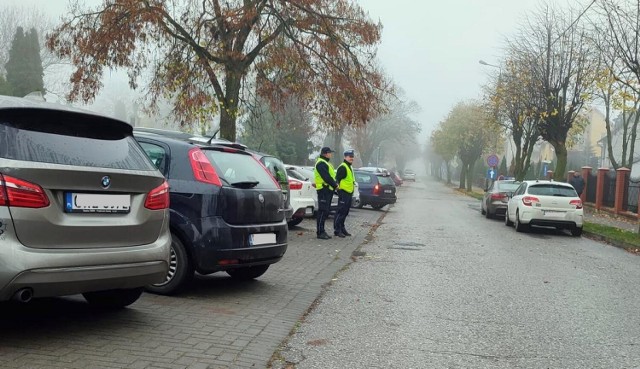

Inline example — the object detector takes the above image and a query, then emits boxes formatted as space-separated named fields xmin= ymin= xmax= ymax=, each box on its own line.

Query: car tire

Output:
xmin=481 ymin=204 xmax=486 ymax=215
xmin=571 ymin=227 xmax=583 ymax=237
xmin=505 ymin=209 xmax=514 ymax=226
xmin=371 ymin=204 xmax=386 ymax=210
xmin=83 ymin=287 xmax=143 ymax=309
xmin=287 ymin=217 xmax=303 ymax=227
xmin=227 ymin=265 xmax=269 ymax=281
xmin=515 ymin=210 xmax=528 ymax=233
xmin=146 ymin=234 xmax=193 ymax=295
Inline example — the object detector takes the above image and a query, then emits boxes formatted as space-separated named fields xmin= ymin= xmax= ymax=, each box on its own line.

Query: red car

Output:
xmin=390 ymin=171 xmax=403 ymax=186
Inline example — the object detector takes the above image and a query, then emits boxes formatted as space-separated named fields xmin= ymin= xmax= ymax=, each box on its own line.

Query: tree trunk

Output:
xmin=459 ymin=161 xmax=466 ymax=189
xmin=551 ymin=142 xmax=567 ymax=181
xmin=219 ymin=68 xmax=243 ymax=142
xmin=466 ymin=161 xmax=475 ymax=191
xmin=332 ymin=127 xmax=344 ymax=166
xmin=445 ymin=162 xmax=452 ymax=184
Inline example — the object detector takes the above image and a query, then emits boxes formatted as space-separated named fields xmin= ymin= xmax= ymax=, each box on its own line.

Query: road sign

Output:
xmin=542 ymin=163 xmax=548 ymax=177
xmin=487 ymin=154 xmax=499 ymax=167
xmin=487 ymin=168 xmax=496 ymax=180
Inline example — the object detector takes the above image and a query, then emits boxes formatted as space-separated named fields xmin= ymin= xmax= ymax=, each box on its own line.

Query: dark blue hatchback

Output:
xmin=134 ymin=128 xmax=288 ymax=294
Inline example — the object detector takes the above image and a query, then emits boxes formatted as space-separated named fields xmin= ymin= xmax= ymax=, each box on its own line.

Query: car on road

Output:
xmin=505 ymin=180 xmax=583 ymax=236
xmin=286 ymin=167 xmax=315 ymax=227
xmin=402 ymin=169 xmax=417 ymax=182
xmin=0 ymin=96 xmax=171 ymax=307
xmin=134 ymin=129 xmax=288 ymax=294
xmin=389 ymin=171 xmax=404 ymax=186
xmin=353 ymin=170 xmax=397 ymax=210
xmin=481 ymin=180 xmax=521 ymax=219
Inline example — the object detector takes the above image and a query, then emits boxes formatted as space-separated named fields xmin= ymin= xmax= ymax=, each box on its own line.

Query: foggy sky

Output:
xmin=6 ymin=0 xmax=584 ymax=142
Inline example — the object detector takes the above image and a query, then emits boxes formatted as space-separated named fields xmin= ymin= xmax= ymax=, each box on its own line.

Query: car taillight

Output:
xmin=289 ymin=179 xmax=303 ymax=190
xmin=570 ymin=199 xmax=583 ymax=209
xmin=490 ymin=193 xmax=507 ymax=200
xmin=0 ymin=174 xmax=49 ymax=208
xmin=189 ymin=148 xmax=222 ymax=186
xmin=145 ymin=180 xmax=170 ymax=210
xmin=522 ymin=196 xmax=539 ymax=206
xmin=373 ymin=184 xmax=380 ymax=195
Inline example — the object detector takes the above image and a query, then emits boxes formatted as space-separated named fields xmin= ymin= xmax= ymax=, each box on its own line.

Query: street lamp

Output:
xmin=479 ymin=60 xmax=500 ymax=69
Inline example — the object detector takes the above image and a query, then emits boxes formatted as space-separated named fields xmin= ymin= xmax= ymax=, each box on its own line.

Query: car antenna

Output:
xmin=207 ymin=128 xmax=220 ymax=144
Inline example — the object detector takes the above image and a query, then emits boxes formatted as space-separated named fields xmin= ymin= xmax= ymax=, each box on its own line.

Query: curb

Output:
xmin=582 ymin=230 xmax=640 ymax=254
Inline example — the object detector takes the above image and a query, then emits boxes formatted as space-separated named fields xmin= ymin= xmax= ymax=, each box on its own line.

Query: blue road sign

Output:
xmin=487 ymin=168 xmax=497 ymax=180
xmin=542 ymin=163 xmax=548 ymax=177
xmin=487 ymin=154 xmax=499 ymax=167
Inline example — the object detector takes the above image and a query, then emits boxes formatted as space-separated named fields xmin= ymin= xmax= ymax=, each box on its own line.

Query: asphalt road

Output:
xmin=273 ymin=178 xmax=640 ymax=369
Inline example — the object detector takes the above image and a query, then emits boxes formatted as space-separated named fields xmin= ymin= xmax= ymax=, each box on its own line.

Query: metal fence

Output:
xmin=602 ymin=170 xmax=617 ymax=208
xmin=586 ymin=172 xmax=597 ymax=203
xmin=627 ymin=177 xmax=640 ymax=214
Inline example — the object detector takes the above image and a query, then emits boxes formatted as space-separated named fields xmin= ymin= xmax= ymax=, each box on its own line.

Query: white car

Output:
xmin=505 ymin=180 xmax=583 ymax=236
xmin=286 ymin=171 xmax=316 ymax=227
xmin=402 ymin=169 xmax=417 ymax=182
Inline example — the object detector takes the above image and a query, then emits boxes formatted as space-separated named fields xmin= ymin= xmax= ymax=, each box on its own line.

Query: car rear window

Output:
xmin=378 ymin=176 xmax=395 ymax=186
xmin=0 ymin=112 xmax=155 ymax=171
xmin=262 ymin=156 xmax=288 ymax=187
xmin=528 ymin=184 xmax=577 ymax=197
xmin=498 ymin=183 xmax=520 ymax=192
xmin=287 ymin=169 xmax=307 ymax=181
xmin=204 ymin=150 xmax=279 ymax=190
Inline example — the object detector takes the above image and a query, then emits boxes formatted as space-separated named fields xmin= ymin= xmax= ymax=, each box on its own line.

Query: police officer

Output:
xmin=334 ymin=149 xmax=355 ymax=238
xmin=314 ymin=147 xmax=338 ymax=240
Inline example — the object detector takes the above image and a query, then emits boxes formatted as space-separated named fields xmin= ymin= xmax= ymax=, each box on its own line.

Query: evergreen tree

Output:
xmin=499 ymin=155 xmax=508 ymax=177
xmin=5 ymin=27 xmax=44 ymax=97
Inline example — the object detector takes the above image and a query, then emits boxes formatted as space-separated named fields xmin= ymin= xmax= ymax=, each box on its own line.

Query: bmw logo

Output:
xmin=101 ymin=176 xmax=111 ymax=189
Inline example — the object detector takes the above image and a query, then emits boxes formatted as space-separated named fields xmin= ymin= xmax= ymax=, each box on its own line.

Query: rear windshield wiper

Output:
xmin=230 ymin=181 xmax=260 ymax=189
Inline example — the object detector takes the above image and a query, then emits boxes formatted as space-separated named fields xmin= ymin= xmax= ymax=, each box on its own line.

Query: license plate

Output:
xmin=250 ymin=233 xmax=276 ymax=246
xmin=384 ymin=190 xmax=392 ymax=194
xmin=65 ymin=193 xmax=130 ymax=214
xmin=543 ymin=210 xmax=565 ymax=217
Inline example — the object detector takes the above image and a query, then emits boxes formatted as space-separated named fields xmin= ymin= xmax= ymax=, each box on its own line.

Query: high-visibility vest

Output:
xmin=314 ymin=157 xmax=335 ymax=190
xmin=338 ymin=162 xmax=355 ymax=194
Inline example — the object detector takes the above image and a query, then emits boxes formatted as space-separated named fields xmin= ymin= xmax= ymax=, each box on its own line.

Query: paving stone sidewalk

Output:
xmin=0 ymin=207 xmax=386 ymax=369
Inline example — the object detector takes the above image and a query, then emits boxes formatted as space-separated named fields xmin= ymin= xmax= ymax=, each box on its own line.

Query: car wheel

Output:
xmin=146 ymin=234 xmax=193 ymax=295
xmin=83 ymin=287 xmax=143 ymax=309
xmin=485 ymin=206 xmax=493 ymax=219
xmin=505 ymin=209 xmax=513 ymax=226
xmin=287 ymin=217 xmax=303 ymax=227
xmin=227 ymin=265 xmax=270 ymax=281
xmin=571 ymin=226 xmax=583 ymax=237
xmin=515 ymin=210 xmax=528 ymax=233
xmin=371 ymin=204 xmax=386 ymax=210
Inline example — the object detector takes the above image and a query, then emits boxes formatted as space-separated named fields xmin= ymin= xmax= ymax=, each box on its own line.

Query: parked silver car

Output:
xmin=0 ymin=96 xmax=171 ymax=307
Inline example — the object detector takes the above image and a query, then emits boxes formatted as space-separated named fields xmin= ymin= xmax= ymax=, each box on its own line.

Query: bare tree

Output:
xmin=595 ymin=0 xmax=640 ymax=171
xmin=509 ymin=4 xmax=596 ymax=180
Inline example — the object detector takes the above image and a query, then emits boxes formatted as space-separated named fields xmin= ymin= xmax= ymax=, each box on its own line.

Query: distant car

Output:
xmin=286 ymin=168 xmax=315 ymax=227
xmin=389 ymin=171 xmax=404 ymax=186
xmin=505 ymin=180 xmax=583 ymax=236
xmin=134 ymin=129 xmax=288 ymax=294
xmin=358 ymin=167 xmax=390 ymax=176
xmin=0 ymin=96 xmax=171 ymax=307
xmin=353 ymin=170 xmax=397 ymax=210
xmin=403 ymin=169 xmax=417 ymax=182
xmin=481 ymin=180 xmax=521 ymax=219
